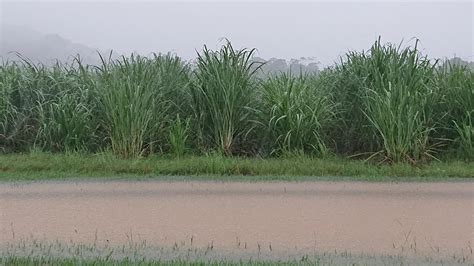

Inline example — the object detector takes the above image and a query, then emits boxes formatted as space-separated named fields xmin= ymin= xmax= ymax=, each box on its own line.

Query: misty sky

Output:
xmin=1 ymin=0 xmax=473 ymax=65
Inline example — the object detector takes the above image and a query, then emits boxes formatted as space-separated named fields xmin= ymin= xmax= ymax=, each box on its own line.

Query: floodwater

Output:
xmin=0 ymin=180 xmax=473 ymax=260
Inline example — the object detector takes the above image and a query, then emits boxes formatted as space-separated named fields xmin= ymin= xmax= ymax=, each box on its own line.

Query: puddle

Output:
xmin=1 ymin=180 xmax=472 ymax=260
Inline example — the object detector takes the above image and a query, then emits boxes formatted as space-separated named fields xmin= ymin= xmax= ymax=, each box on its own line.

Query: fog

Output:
xmin=1 ymin=0 xmax=473 ymax=65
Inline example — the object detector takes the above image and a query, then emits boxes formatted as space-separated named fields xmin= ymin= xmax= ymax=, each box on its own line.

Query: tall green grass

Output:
xmin=168 ymin=114 xmax=190 ymax=157
xmin=96 ymin=54 xmax=159 ymax=158
xmin=436 ymin=62 xmax=474 ymax=159
xmin=0 ymin=61 xmax=27 ymax=152
xmin=0 ymin=39 xmax=472 ymax=162
xmin=34 ymin=59 xmax=97 ymax=152
xmin=331 ymin=39 xmax=440 ymax=163
xmin=96 ymin=53 xmax=189 ymax=158
xmin=191 ymin=42 xmax=263 ymax=155
xmin=259 ymin=73 xmax=336 ymax=155
xmin=0 ymin=57 xmax=97 ymax=152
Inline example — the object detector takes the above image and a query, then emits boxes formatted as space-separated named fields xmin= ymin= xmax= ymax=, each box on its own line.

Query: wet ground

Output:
xmin=0 ymin=180 xmax=473 ymax=261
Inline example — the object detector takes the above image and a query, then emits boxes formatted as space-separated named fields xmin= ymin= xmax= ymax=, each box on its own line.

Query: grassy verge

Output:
xmin=0 ymin=152 xmax=472 ymax=182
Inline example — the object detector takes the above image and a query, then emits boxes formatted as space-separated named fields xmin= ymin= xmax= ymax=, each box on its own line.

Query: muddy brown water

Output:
xmin=0 ymin=180 xmax=473 ymax=260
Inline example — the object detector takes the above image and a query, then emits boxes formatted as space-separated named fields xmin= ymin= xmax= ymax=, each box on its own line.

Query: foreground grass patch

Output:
xmin=0 ymin=256 xmax=456 ymax=266
xmin=0 ymin=152 xmax=472 ymax=181
xmin=0 ymin=257 xmax=300 ymax=266
xmin=2 ymin=238 xmax=469 ymax=266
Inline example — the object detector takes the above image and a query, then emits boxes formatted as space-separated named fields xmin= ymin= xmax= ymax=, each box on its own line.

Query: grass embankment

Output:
xmin=0 ymin=152 xmax=472 ymax=181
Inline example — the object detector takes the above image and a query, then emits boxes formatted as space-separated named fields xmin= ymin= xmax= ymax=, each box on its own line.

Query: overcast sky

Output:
xmin=1 ymin=0 xmax=473 ymax=65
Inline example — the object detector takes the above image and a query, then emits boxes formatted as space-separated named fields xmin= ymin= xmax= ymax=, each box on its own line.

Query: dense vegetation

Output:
xmin=1 ymin=39 xmax=472 ymax=163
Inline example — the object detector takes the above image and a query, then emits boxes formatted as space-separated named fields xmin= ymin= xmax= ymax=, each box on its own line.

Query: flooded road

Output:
xmin=1 ymin=180 xmax=473 ymax=259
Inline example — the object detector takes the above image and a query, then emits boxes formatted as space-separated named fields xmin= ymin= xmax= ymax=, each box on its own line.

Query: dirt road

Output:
xmin=1 ymin=180 xmax=472 ymax=260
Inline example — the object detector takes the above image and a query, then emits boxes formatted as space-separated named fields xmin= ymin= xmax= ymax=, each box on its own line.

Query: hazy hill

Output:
xmin=0 ymin=25 xmax=101 ymax=65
